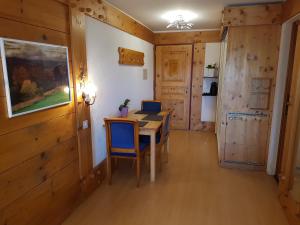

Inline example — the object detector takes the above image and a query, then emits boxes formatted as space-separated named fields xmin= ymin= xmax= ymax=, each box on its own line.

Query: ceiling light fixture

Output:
xmin=162 ymin=10 xmax=197 ymax=30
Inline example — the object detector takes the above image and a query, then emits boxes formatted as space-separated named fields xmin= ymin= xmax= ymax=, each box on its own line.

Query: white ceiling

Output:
xmin=106 ymin=0 xmax=283 ymax=32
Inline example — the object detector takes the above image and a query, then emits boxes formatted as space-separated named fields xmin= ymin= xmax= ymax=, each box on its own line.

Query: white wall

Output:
xmin=85 ymin=16 xmax=154 ymax=167
xmin=267 ymin=14 xmax=300 ymax=175
xmin=201 ymin=43 xmax=221 ymax=122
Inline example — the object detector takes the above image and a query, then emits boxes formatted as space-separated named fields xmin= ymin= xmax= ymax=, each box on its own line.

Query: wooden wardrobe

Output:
xmin=216 ymin=4 xmax=282 ymax=169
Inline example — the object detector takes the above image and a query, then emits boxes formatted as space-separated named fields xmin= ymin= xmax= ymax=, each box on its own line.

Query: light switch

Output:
xmin=82 ymin=120 xmax=89 ymax=129
xmin=143 ymin=69 xmax=148 ymax=80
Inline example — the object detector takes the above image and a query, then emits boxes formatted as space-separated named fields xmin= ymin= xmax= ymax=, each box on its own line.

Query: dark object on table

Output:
xmin=135 ymin=110 xmax=159 ymax=115
xmin=142 ymin=114 xmax=163 ymax=121
xmin=141 ymin=100 xmax=162 ymax=113
xmin=139 ymin=121 xmax=148 ymax=127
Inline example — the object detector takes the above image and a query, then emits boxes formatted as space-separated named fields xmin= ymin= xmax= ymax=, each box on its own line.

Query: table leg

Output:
xmin=150 ymin=131 xmax=156 ymax=182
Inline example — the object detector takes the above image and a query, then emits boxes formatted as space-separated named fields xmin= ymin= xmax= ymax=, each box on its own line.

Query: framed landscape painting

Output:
xmin=0 ymin=38 xmax=72 ymax=118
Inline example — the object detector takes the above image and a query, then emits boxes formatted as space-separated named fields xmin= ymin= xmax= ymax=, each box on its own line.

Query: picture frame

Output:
xmin=0 ymin=38 xmax=72 ymax=118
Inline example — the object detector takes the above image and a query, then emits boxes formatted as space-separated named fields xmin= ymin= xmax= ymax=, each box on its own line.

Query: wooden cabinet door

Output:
xmin=155 ymin=45 xmax=192 ymax=130
xmin=245 ymin=117 xmax=269 ymax=165
xmin=224 ymin=116 xmax=247 ymax=162
xmin=224 ymin=114 xmax=269 ymax=165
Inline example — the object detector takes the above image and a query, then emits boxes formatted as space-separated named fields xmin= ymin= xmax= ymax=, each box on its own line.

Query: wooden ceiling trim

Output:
xmin=154 ymin=30 xmax=221 ymax=45
xmin=222 ymin=4 xmax=283 ymax=27
xmin=282 ymin=0 xmax=300 ymax=22
xmin=69 ymin=0 xmax=155 ymax=44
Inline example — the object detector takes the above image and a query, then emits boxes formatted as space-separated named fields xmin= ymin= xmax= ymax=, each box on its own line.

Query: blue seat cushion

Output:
xmin=139 ymin=132 xmax=161 ymax=144
xmin=110 ymin=141 xmax=149 ymax=157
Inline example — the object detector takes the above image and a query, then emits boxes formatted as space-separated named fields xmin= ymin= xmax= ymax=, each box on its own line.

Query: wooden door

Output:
xmin=279 ymin=23 xmax=300 ymax=221
xmin=277 ymin=22 xmax=299 ymax=177
xmin=280 ymin=24 xmax=300 ymax=197
xmin=155 ymin=45 xmax=192 ymax=129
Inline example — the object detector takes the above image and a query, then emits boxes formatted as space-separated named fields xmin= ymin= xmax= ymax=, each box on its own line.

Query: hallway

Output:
xmin=63 ymin=131 xmax=288 ymax=225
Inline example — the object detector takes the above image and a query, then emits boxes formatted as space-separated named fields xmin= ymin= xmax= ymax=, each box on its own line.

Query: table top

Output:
xmin=127 ymin=110 xmax=167 ymax=132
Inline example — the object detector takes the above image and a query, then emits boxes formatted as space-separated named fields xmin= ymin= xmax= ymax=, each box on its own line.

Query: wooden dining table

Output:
xmin=127 ymin=110 xmax=167 ymax=182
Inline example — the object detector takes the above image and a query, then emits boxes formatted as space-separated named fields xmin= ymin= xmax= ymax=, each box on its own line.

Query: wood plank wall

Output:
xmin=0 ymin=0 xmax=152 ymax=224
xmin=217 ymin=4 xmax=282 ymax=169
xmin=0 ymin=1 xmax=81 ymax=225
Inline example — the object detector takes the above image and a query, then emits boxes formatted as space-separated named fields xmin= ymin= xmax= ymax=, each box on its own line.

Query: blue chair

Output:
xmin=104 ymin=118 xmax=149 ymax=187
xmin=141 ymin=100 xmax=162 ymax=113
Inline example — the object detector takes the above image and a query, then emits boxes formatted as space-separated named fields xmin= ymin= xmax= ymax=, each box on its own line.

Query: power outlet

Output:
xmin=143 ymin=69 xmax=148 ymax=80
xmin=82 ymin=120 xmax=89 ymax=129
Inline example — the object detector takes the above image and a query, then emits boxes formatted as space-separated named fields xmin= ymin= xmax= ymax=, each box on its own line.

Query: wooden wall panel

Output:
xmin=0 ymin=0 xmax=69 ymax=33
xmin=217 ymin=25 xmax=281 ymax=168
xmin=0 ymin=17 xmax=69 ymax=46
xmin=0 ymin=0 xmax=154 ymax=224
xmin=0 ymin=138 xmax=77 ymax=209
xmin=282 ymin=0 xmax=300 ymax=22
xmin=154 ymin=30 xmax=220 ymax=45
xmin=222 ymin=4 xmax=282 ymax=27
xmin=0 ymin=161 xmax=80 ymax=225
xmin=0 ymin=113 xmax=76 ymax=174
xmin=0 ymin=96 xmax=75 ymax=135
xmin=0 ymin=1 xmax=82 ymax=225
xmin=221 ymin=25 xmax=280 ymax=113
xmin=190 ymin=43 xmax=205 ymax=131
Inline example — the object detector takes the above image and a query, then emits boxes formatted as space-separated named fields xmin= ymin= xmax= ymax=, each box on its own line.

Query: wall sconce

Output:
xmin=79 ymin=68 xmax=97 ymax=106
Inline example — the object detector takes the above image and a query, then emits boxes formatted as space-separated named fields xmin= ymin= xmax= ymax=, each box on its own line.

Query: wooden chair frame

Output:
xmin=104 ymin=118 xmax=146 ymax=187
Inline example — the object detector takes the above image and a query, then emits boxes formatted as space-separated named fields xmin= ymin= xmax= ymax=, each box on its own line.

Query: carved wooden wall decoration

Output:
xmin=118 ymin=47 xmax=144 ymax=66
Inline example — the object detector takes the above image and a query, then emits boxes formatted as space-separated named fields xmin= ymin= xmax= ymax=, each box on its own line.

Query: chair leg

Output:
xmin=114 ymin=158 xmax=119 ymax=170
xmin=145 ymin=153 xmax=150 ymax=171
xmin=165 ymin=136 xmax=170 ymax=163
xmin=136 ymin=158 xmax=141 ymax=187
xmin=160 ymin=146 xmax=163 ymax=170
xmin=107 ymin=156 xmax=112 ymax=185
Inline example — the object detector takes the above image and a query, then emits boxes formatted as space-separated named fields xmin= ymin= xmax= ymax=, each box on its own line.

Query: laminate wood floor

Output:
xmin=63 ymin=131 xmax=289 ymax=225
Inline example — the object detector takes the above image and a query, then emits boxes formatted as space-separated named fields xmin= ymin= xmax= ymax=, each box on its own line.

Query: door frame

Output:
xmin=276 ymin=21 xmax=300 ymax=178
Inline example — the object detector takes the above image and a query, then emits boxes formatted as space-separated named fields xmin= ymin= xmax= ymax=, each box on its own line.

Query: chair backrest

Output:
xmin=163 ymin=111 xmax=171 ymax=137
xmin=104 ymin=118 xmax=140 ymax=156
xmin=160 ymin=111 xmax=171 ymax=144
xmin=141 ymin=100 xmax=162 ymax=113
